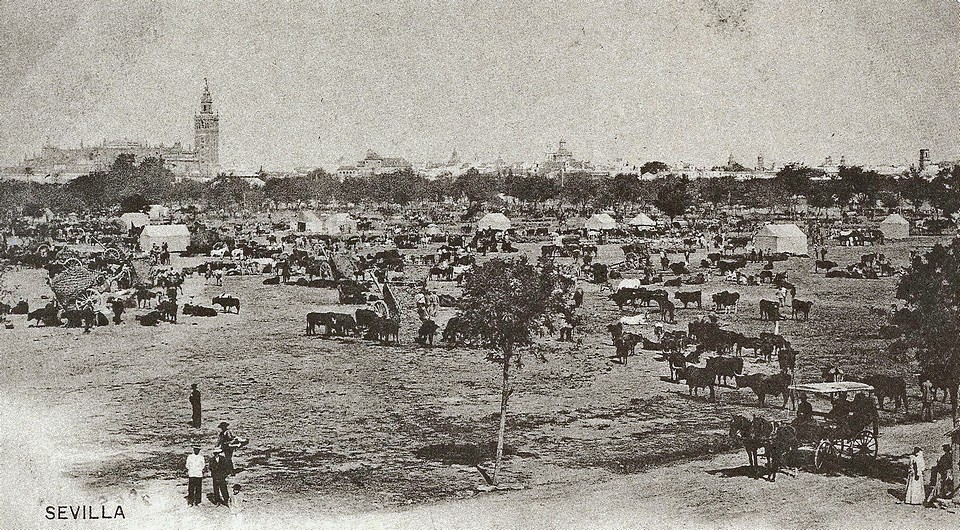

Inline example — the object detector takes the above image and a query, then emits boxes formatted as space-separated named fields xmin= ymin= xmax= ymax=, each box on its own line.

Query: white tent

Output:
xmin=584 ymin=213 xmax=617 ymax=231
xmin=753 ymin=224 xmax=808 ymax=255
xmin=140 ymin=224 xmax=190 ymax=253
xmin=322 ymin=213 xmax=358 ymax=236
xmin=879 ymin=213 xmax=910 ymax=240
xmin=119 ymin=212 xmax=150 ymax=230
xmin=147 ymin=204 xmax=170 ymax=221
xmin=292 ymin=211 xmax=324 ymax=233
xmin=627 ymin=212 xmax=656 ymax=228
xmin=477 ymin=213 xmax=512 ymax=231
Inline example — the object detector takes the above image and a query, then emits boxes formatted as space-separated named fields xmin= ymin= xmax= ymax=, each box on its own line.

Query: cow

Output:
xmin=417 ymin=320 xmax=439 ymax=346
xmin=429 ymin=265 xmax=453 ymax=281
xmin=657 ymin=298 xmax=676 ymax=323
xmin=183 ymin=304 xmax=218 ymax=317
xmin=791 ymin=299 xmax=813 ymax=321
xmin=717 ymin=258 xmax=747 ymax=275
xmin=759 ymin=299 xmax=781 ymax=321
xmin=27 ymin=304 xmax=59 ymax=327
xmin=137 ymin=310 xmax=162 ymax=326
xmin=851 ymin=374 xmax=908 ymax=412
xmin=355 ymin=308 xmax=383 ymax=339
xmin=442 ymin=316 xmax=466 ymax=345
xmin=156 ymin=300 xmax=178 ymax=323
xmin=212 ymin=295 xmax=241 ymax=313
xmin=777 ymin=347 xmax=798 ymax=374
xmin=735 ymin=372 xmax=793 ymax=408
xmin=706 ymin=356 xmax=743 ymax=386
xmin=678 ymin=366 xmax=717 ymax=401
xmin=135 ymin=288 xmax=158 ymax=308
xmin=712 ymin=291 xmax=740 ymax=313
xmin=814 ymin=260 xmax=838 ymax=272
xmin=667 ymin=349 xmax=687 ymax=381
xmin=305 ymin=312 xmax=356 ymax=336
xmin=674 ymin=290 xmax=702 ymax=309
xmin=664 ymin=276 xmax=683 ymax=288
xmin=610 ymin=289 xmax=640 ymax=310
xmin=10 ymin=300 xmax=28 ymax=314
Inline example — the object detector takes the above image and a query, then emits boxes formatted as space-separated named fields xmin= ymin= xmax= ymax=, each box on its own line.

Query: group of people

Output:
xmin=184 ymin=383 xmax=246 ymax=523
xmin=904 ymin=444 xmax=954 ymax=508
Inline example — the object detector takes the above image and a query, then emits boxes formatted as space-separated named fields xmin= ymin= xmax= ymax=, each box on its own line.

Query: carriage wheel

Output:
xmin=64 ymin=257 xmax=83 ymax=269
xmin=850 ymin=430 xmax=879 ymax=459
xmin=813 ymin=439 xmax=836 ymax=471
xmin=104 ymin=248 xmax=121 ymax=262
xmin=75 ymin=289 xmax=103 ymax=310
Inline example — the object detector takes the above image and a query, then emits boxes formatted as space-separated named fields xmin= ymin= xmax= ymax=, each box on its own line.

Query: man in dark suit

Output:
xmin=209 ymin=448 xmax=230 ymax=505
xmin=190 ymin=384 xmax=201 ymax=428
xmin=217 ymin=421 xmax=237 ymax=474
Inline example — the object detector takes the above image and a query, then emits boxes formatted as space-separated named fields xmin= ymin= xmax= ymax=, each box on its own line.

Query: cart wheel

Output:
xmin=850 ymin=430 xmax=879 ymax=459
xmin=104 ymin=248 xmax=121 ymax=262
xmin=64 ymin=257 xmax=83 ymax=269
xmin=814 ymin=439 xmax=835 ymax=471
xmin=75 ymin=289 xmax=103 ymax=310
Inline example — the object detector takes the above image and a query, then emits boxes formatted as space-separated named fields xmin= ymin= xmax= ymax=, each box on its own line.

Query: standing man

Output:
xmin=190 ymin=384 xmax=201 ymax=428
xmin=185 ymin=445 xmax=205 ymax=506
xmin=218 ymin=421 xmax=237 ymax=474
xmin=926 ymin=443 xmax=953 ymax=506
xmin=921 ymin=378 xmax=934 ymax=422
xmin=210 ymin=448 xmax=230 ymax=506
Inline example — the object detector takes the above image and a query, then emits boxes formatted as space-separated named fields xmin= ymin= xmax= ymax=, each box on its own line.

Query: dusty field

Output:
xmin=0 ymin=236 xmax=950 ymax=527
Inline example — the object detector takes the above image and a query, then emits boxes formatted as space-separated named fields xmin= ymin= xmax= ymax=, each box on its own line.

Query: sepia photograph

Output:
xmin=0 ymin=0 xmax=959 ymax=528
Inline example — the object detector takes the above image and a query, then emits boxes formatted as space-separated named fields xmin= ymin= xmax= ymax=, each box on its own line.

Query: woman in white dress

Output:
xmin=904 ymin=446 xmax=925 ymax=505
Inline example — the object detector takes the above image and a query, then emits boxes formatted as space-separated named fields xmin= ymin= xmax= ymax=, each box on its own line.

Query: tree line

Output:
xmin=2 ymin=154 xmax=959 ymax=220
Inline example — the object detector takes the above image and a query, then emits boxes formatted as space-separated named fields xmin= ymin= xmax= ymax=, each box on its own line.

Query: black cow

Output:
xmin=735 ymin=372 xmax=793 ymax=408
xmin=10 ymin=300 xmax=28 ymax=315
xmin=706 ymin=356 xmax=743 ymax=386
xmin=138 ymin=310 xmax=162 ymax=326
xmin=791 ymin=299 xmax=813 ymax=321
xmin=759 ymin=300 xmax=781 ymax=321
xmin=679 ymin=366 xmax=717 ymax=400
xmin=417 ymin=320 xmax=439 ymax=346
xmin=212 ymin=295 xmax=241 ymax=313
xmin=157 ymin=300 xmax=178 ymax=323
xmin=183 ymin=304 xmax=218 ymax=317
xmin=674 ymin=290 xmax=702 ymax=309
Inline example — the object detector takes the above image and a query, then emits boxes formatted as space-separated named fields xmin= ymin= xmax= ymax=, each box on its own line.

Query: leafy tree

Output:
xmin=453 ymin=168 xmax=501 ymax=205
xmin=775 ymin=163 xmax=820 ymax=197
xmin=640 ymin=161 xmax=670 ymax=175
xmin=454 ymin=258 xmax=563 ymax=485
xmin=119 ymin=194 xmax=150 ymax=213
xmin=898 ymin=169 xmax=929 ymax=211
xmin=598 ymin=174 xmax=644 ymax=215
xmin=896 ymin=240 xmax=960 ymax=489
xmin=653 ymin=175 xmax=691 ymax=222
xmin=560 ymin=173 xmax=598 ymax=212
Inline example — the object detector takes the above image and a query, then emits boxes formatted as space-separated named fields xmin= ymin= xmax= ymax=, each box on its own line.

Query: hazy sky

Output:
xmin=0 ymin=0 xmax=957 ymax=170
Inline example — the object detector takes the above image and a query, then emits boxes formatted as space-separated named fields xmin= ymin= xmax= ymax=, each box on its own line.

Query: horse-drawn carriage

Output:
xmin=731 ymin=381 xmax=880 ymax=479
xmin=790 ymin=381 xmax=880 ymax=471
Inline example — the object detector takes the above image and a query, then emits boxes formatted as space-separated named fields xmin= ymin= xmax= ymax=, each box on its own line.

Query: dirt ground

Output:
xmin=0 ymin=236 xmax=954 ymax=528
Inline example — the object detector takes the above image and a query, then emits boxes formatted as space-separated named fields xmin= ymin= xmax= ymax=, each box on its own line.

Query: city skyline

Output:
xmin=0 ymin=0 xmax=957 ymax=170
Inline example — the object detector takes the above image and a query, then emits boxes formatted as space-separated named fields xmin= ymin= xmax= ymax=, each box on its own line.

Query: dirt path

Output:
xmin=326 ymin=418 xmax=958 ymax=530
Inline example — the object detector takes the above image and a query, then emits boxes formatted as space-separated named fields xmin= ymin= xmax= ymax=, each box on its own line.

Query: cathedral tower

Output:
xmin=194 ymin=79 xmax=220 ymax=177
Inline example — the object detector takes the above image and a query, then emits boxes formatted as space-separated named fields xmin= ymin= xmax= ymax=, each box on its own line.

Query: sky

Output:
xmin=0 ymin=0 xmax=957 ymax=170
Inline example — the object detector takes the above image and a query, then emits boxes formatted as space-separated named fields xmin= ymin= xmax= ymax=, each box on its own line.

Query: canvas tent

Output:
xmin=753 ymin=224 xmax=808 ymax=255
xmin=322 ymin=213 xmax=358 ymax=236
xmin=140 ymin=224 xmax=190 ymax=253
xmin=879 ymin=213 xmax=910 ymax=240
xmin=585 ymin=213 xmax=617 ymax=231
xmin=293 ymin=211 xmax=324 ymax=233
xmin=119 ymin=212 xmax=150 ymax=230
xmin=477 ymin=213 xmax=512 ymax=231
xmin=147 ymin=204 xmax=170 ymax=221
xmin=627 ymin=212 xmax=656 ymax=229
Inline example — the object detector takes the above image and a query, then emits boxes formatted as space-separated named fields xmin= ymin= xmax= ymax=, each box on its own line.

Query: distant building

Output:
xmin=5 ymin=80 xmax=220 ymax=182
xmin=337 ymin=150 xmax=412 ymax=180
